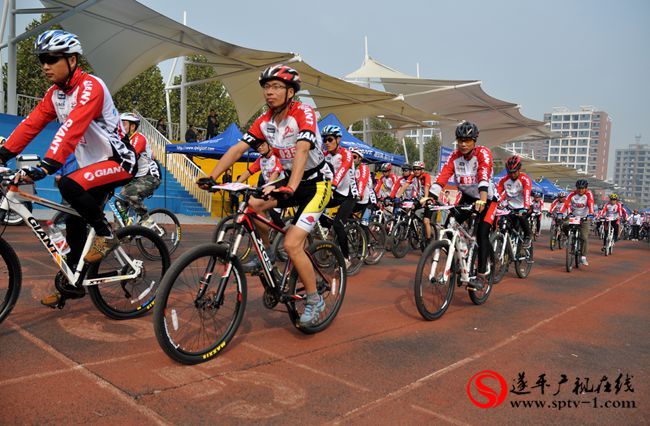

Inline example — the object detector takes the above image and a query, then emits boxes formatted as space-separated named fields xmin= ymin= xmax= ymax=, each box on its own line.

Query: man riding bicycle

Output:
xmin=115 ymin=112 xmax=161 ymax=226
xmin=429 ymin=122 xmax=496 ymax=290
xmin=396 ymin=160 xmax=433 ymax=241
xmin=350 ymin=148 xmax=375 ymax=225
xmin=599 ymin=193 xmax=627 ymax=250
xmin=197 ymin=64 xmax=332 ymax=327
xmin=496 ymin=155 xmax=533 ymax=248
xmin=374 ymin=163 xmax=399 ymax=200
xmin=530 ymin=190 xmax=544 ymax=237
xmin=0 ymin=30 xmax=136 ymax=307
xmin=558 ymin=179 xmax=595 ymax=266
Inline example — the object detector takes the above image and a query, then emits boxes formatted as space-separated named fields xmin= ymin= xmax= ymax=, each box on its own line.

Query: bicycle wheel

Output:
xmin=409 ymin=218 xmax=424 ymax=250
xmin=211 ymin=214 xmax=236 ymax=243
xmin=153 ymin=243 xmax=246 ymax=364
xmin=1 ymin=200 xmax=32 ymax=226
xmin=489 ymin=232 xmax=508 ymax=284
xmin=565 ymin=234 xmax=574 ymax=272
xmin=467 ymin=247 xmax=494 ymax=305
xmin=515 ymin=240 xmax=533 ymax=279
xmin=549 ymin=225 xmax=556 ymax=251
xmin=391 ymin=221 xmax=410 ymax=258
xmin=87 ymin=226 xmax=170 ymax=320
xmin=414 ymin=240 xmax=455 ymax=320
xmin=144 ymin=208 xmax=182 ymax=256
xmin=345 ymin=222 xmax=367 ymax=276
xmin=575 ymin=237 xmax=582 ymax=269
xmin=286 ymin=240 xmax=346 ymax=334
xmin=364 ymin=221 xmax=386 ymax=265
xmin=0 ymin=237 xmax=22 ymax=324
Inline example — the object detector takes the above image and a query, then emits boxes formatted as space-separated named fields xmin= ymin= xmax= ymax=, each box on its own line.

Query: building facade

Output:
xmin=613 ymin=141 xmax=650 ymax=208
xmin=543 ymin=106 xmax=611 ymax=180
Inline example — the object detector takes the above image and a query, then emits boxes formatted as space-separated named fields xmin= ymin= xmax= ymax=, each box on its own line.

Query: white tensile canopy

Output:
xmin=31 ymin=0 xmax=436 ymax=128
xmin=346 ymin=56 xmax=554 ymax=148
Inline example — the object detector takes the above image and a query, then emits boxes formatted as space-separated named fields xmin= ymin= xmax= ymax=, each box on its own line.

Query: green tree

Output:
xmin=169 ymin=55 xmax=238 ymax=136
xmin=403 ymin=138 xmax=418 ymax=164
xmin=423 ymin=134 xmax=442 ymax=172
xmin=3 ymin=14 xmax=94 ymax=101
xmin=113 ymin=65 xmax=165 ymax=120
xmin=350 ymin=118 xmax=400 ymax=155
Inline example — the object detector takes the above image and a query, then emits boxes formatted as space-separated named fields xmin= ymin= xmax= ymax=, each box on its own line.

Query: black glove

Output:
xmin=196 ymin=176 xmax=217 ymax=191
xmin=21 ymin=166 xmax=47 ymax=181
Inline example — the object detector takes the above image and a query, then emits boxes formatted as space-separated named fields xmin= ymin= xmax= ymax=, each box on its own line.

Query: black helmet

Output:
xmin=576 ymin=179 xmax=589 ymax=189
xmin=455 ymin=121 xmax=479 ymax=141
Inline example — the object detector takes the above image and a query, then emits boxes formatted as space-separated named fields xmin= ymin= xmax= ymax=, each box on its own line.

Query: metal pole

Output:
xmin=418 ymin=128 xmax=424 ymax=162
xmin=179 ymin=11 xmax=187 ymax=142
xmin=7 ymin=0 xmax=16 ymax=114
xmin=0 ymin=0 xmax=10 ymax=113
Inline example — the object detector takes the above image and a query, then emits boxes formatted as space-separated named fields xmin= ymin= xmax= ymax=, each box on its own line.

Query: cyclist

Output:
xmin=321 ymin=124 xmax=358 ymax=269
xmin=394 ymin=164 xmax=416 ymax=199
xmin=496 ymin=155 xmax=532 ymax=247
xmin=115 ymin=112 xmax=161 ymax=226
xmin=397 ymin=160 xmax=433 ymax=240
xmin=235 ymin=139 xmax=285 ymax=186
xmin=350 ymin=147 xmax=375 ymax=225
xmin=628 ymin=209 xmax=642 ymax=241
xmin=548 ymin=191 xmax=566 ymax=237
xmin=530 ymin=190 xmax=544 ymax=237
xmin=558 ymin=179 xmax=595 ymax=265
xmin=430 ymin=121 xmax=496 ymax=290
xmin=0 ymin=30 xmax=136 ymax=307
xmin=599 ymin=193 xmax=627 ymax=250
xmin=374 ymin=163 xmax=399 ymax=201
xmin=197 ymin=64 xmax=332 ymax=327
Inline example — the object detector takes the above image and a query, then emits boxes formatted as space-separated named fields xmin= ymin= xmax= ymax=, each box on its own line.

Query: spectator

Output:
xmin=197 ymin=129 xmax=205 ymax=142
xmin=222 ymin=168 xmax=233 ymax=184
xmin=185 ymin=124 xmax=198 ymax=142
xmin=156 ymin=117 xmax=168 ymax=138
xmin=206 ymin=109 xmax=219 ymax=139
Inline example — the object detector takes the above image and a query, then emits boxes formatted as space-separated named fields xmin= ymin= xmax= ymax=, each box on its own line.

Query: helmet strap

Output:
xmin=56 ymin=55 xmax=78 ymax=92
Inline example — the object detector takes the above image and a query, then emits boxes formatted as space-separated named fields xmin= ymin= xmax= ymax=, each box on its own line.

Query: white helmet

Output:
xmin=350 ymin=147 xmax=364 ymax=159
xmin=120 ymin=112 xmax=140 ymax=123
xmin=34 ymin=30 xmax=83 ymax=55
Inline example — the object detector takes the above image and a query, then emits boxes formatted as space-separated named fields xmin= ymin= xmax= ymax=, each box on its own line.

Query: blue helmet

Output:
xmin=34 ymin=30 xmax=83 ymax=55
xmin=321 ymin=124 xmax=342 ymax=138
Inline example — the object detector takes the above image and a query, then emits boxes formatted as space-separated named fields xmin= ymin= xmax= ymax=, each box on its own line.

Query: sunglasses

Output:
xmin=413 ymin=168 xmax=423 ymax=171
xmin=324 ymin=137 xmax=337 ymax=143
xmin=38 ymin=54 xmax=66 ymax=65
xmin=353 ymin=155 xmax=360 ymax=160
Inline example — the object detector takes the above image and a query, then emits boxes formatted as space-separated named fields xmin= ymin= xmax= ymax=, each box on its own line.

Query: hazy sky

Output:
xmin=10 ymin=0 xmax=650 ymax=178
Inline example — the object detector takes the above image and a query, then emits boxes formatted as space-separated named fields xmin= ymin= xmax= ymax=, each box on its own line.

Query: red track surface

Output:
xmin=1 ymin=224 xmax=648 ymax=425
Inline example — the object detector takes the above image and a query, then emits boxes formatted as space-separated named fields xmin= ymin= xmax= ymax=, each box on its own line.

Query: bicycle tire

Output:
xmin=87 ymin=226 xmax=170 ymax=320
xmin=153 ymin=243 xmax=247 ymax=364
xmin=549 ymin=225 xmax=556 ymax=251
xmin=0 ymin=237 xmax=22 ymax=324
xmin=211 ymin=214 xmax=236 ymax=243
xmin=490 ymin=232 xmax=508 ymax=284
xmin=391 ymin=221 xmax=410 ymax=258
xmin=364 ymin=221 xmax=386 ymax=265
xmin=515 ymin=241 xmax=533 ymax=279
xmin=575 ymin=235 xmax=582 ymax=269
xmin=414 ymin=240 xmax=455 ymax=320
xmin=467 ymin=247 xmax=494 ymax=305
xmin=286 ymin=240 xmax=346 ymax=334
xmin=145 ymin=208 xmax=182 ymax=256
xmin=566 ymin=234 xmax=574 ymax=272
xmin=345 ymin=222 xmax=367 ymax=276
xmin=1 ymin=200 xmax=32 ymax=226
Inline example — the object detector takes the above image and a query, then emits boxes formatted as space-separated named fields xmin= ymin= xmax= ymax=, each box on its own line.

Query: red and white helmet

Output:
xmin=349 ymin=147 xmax=364 ymax=159
xmin=413 ymin=160 xmax=425 ymax=169
xmin=259 ymin=64 xmax=301 ymax=92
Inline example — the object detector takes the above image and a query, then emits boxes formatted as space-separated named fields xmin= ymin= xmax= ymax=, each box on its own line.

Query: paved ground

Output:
xmin=1 ymin=223 xmax=648 ymax=425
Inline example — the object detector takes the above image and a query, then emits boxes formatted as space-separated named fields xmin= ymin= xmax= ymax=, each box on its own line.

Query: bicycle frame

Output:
xmin=429 ymin=206 xmax=476 ymax=284
xmin=0 ymin=179 xmax=143 ymax=289
xmin=107 ymin=198 xmax=167 ymax=239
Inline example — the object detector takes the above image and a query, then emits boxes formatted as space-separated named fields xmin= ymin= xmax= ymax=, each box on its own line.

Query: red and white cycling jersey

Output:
xmin=375 ymin=172 xmax=400 ymax=198
xmin=599 ymin=202 xmax=627 ymax=223
xmin=248 ymin=154 xmax=284 ymax=183
xmin=531 ymin=198 xmax=544 ymax=214
xmin=395 ymin=174 xmax=418 ymax=199
xmin=130 ymin=132 xmax=160 ymax=178
xmin=629 ymin=213 xmax=643 ymax=226
xmin=549 ymin=198 xmax=565 ymax=214
xmin=559 ymin=190 xmax=595 ymax=218
xmin=325 ymin=147 xmax=357 ymax=197
xmin=432 ymin=146 xmax=494 ymax=200
xmin=397 ymin=172 xmax=431 ymax=199
xmin=243 ymin=102 xmax=329 ymax=180
xmin=355 ymin=163 xmax=375 ymax=204
xmin=4 ymin=68 xmax=136 ymax=173
xmin=497 ymin=173 xmax=532 ymax=210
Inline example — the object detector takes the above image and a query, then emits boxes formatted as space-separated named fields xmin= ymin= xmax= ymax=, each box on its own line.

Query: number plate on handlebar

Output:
xmin=401 ymin=201 xmax=414 ymax=209
xmin=212 ymin=182 xmax=254 ymax=192
xmin=568 ymin=217 xmax=581 ymax=225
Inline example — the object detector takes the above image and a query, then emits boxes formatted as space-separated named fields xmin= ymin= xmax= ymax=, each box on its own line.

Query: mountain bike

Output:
xmin=490 ymin=208 xmax=534 ymax=283
xmin=414 ymin=205 xmax=494 ymax=321
xmin=548 ymin=213 xmax=565 ymax=251
xmin=153 ymin=182 xmax=346 ymax=365
xmin=391 ymin=199 xmax=427 ymax=258
xmin=565 ymin=216 xmax=585 ymax=273
xmin=0 ymin=167 xmax=170 ymax=322
xmin=602 ymin=219 xmax=616 ymax=256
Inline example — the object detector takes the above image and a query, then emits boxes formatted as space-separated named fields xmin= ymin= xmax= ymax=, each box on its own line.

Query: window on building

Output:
xmin=563 ymin=123 xmax=570 ymax=129
xmin=563 ymin=115 xmax=570 ymax=120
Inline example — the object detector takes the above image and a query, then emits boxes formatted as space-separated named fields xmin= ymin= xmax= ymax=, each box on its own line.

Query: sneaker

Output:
xmin=84 ymin=235 xmax=119 ymax=263
xmin=299 ymin=296 xmax=325 ymax=327
xmin=40 ymin=291 xmax=63 ymax=308
xmin=468 ymin=273 xmax=488 ymax=291
xmin=581 ymin=256 xmax=589 ymax=266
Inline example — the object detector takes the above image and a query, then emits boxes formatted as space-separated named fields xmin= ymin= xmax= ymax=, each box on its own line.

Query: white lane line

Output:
xmin=410 ymin=404 xmax=472 ymax=426
xmin=2 ymin=321 xmax=172 ymax=426
xmin=243 ymin=342 xmax=370 ymax=392
xmin=330 ymin=269 xmax=649 ymax=424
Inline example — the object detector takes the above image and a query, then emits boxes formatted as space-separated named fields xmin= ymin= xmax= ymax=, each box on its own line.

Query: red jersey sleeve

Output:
xmin=130 ymin=133 xmax=147 ymax=157
xmin=476 ymin=146 xmax=493 ymax=190
xmin=619 ymin=204 xmax=628 ymax=221
xmin=332 ymin=148 xmax=353 ymax=187
xmin=44 ymin=77 xmax=105 ymax=165
xmin=421 ymin=172 xmax=432 ymax=192
xmin=3 ymin=86 xmax=58 ymax=156
xmin=497 ymin=175 xmax=508 ymax=199
xmin=241 ymin=113 xmax=267 ymax=147
xmin=559 ymin=193 xmax=574 ymax=214
xmin=248 ymin=157 xmax=262 ymax=174
xmin=586 ymin=191 xmax=595 ymax=215
xmin=358 ymin=164 xmax=370 ymax=196
xmin=521 ymin=174 xmax=532 ymax=209
xmin=434 ymin=150 xmax=460 ymax=191
xmin=293 ymin=103 xmax=318 ymax=148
